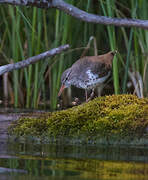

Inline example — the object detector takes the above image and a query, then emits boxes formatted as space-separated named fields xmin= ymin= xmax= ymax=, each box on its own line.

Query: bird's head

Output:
xmin=58 ymin=68 xmax=71 ymax=97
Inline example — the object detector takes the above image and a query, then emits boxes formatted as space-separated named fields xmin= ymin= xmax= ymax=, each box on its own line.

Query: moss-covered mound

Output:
xmin=9 ymin=95 xmax=148 ymax=143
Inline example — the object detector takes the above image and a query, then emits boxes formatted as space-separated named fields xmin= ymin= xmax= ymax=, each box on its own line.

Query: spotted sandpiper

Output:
xmin=58 ymin=50 xmax=117 ymax=101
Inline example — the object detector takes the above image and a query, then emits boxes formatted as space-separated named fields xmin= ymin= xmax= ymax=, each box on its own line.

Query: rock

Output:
xmin=9 ymin=95 xmax=148 ymax=145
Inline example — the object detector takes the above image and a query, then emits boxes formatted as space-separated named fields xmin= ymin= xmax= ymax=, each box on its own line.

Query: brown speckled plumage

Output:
xmin=58 ymin=51 xmax=117 ymax=101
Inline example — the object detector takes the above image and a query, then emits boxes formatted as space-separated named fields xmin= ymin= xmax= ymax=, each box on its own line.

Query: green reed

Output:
xmin=9 ymin=7 xmax=21 ymax=107
xmin=136 ymin=0 xmax=148 ymax=95
xmin=100 ymin=0 xmax=119 ymax=94
xmin=32 ymin=9 xmax=42 ymax=108
xmin=0 ymin=1 xmax=148 ymax=110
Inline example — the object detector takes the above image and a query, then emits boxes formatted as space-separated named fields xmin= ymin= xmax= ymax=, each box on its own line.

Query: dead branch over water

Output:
xmin=0 ymin=44 xmax=69 ymax=76
xmin=0 ymin=0 xmax=148 ymax=29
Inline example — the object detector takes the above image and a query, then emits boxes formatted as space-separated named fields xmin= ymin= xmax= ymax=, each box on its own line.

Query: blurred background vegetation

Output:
xmin=0 ymin=0 xmax=148 ymax=110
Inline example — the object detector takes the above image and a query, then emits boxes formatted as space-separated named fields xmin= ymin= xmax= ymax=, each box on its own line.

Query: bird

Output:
xmin=58 ymin=50 xmax=117 ymax=101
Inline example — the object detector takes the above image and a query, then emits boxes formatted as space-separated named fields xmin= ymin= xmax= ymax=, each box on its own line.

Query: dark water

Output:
xmin=1 ymin=140 xmax=148 ymax=180
xmin=0 ymin=109 xmax=148 ymax=180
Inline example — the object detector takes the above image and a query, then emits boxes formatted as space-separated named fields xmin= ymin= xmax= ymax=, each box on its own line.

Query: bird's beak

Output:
xmin=58 ymin=84 xmax=65 ymax=97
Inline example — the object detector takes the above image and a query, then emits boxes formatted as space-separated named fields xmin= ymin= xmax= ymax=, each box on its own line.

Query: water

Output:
xmin=1 ymin=140 xmax=148 ymax=180
xmin=0 ymin=109 xmax=148 ymax=180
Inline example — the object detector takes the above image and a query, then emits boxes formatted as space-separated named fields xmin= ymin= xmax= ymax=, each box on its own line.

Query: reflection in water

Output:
xmin=0 ymin=141 xmax=148 ymax=180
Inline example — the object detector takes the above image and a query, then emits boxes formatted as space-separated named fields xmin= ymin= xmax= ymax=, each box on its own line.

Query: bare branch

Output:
xmin=0 ymin=44 xmax=69 ymax=76
xmin=54 ymin=0 xmax=148 ymax=29
xmin=0 ymin=0 xmax=148 ymax=29
xmin=0 ymin=0 xmax=53 ymax=8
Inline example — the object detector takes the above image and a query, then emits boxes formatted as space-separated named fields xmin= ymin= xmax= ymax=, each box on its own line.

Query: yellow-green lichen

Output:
xmin=9 ymin=95 xmax=148 ymax=141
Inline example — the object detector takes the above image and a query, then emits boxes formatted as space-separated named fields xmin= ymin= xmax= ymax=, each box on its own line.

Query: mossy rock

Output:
xmin=9 ymin=95 xmax=148 ymax=144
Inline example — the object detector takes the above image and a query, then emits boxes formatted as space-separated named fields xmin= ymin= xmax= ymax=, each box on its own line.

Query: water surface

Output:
xmin=0 ymin=109 xmax=148 ymax=180
xmin=0 ymin=140 xmax=148 ymax=180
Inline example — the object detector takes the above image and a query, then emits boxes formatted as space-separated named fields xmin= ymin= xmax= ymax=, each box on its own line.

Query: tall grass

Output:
xmin=0 ymin=0 xmax=148 ymax=109
xmin=100 ymin=0 xmax=119 ymax=94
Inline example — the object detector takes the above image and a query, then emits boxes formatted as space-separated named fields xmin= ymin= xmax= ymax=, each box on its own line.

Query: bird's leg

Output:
xmin=90 ymin=88 xmax=95 ymax=99
xmin=87 ymin=88 xmax=95 ymax=102
xmin=85 ymin=89 xmax=88 ymax=102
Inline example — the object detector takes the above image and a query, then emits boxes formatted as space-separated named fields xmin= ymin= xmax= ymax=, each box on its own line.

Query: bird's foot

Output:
xmin=72 ymin=97 xmax=80 ymax=106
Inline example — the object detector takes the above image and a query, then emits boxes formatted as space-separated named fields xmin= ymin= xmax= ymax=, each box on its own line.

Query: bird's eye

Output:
xmin=63 ymin=77 xmax=68 ymax=83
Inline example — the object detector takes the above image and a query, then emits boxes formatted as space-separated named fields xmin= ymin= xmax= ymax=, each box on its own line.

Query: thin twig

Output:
xmin=0 ymin=44 xmax=70 ymax=76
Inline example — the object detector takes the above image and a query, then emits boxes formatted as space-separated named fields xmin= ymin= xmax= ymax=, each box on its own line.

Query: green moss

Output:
xmin=9 ymin=95 xmax=148 ymax=141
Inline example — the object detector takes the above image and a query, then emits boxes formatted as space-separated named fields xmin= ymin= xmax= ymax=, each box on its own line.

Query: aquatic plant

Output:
xmin=1 ymin=1 xmax=148 ymax=109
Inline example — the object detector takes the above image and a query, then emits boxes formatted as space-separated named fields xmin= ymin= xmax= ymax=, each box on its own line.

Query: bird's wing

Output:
xmin=70 ymin=57 xmax=111 ymax=81
xmin=89 ymin=61 xmax=111 ymax=78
